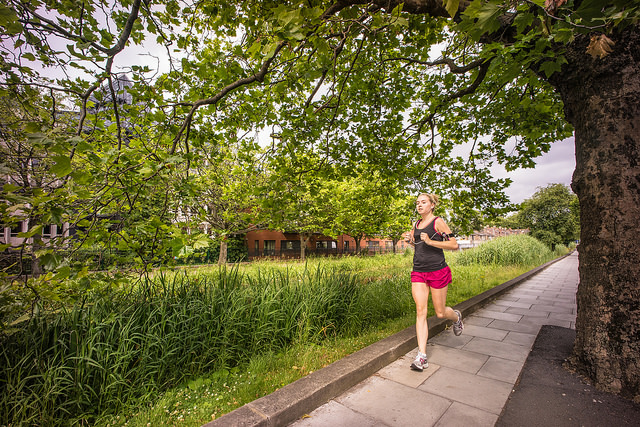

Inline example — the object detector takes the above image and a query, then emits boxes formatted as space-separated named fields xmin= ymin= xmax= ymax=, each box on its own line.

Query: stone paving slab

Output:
xmin=426 ymin=343 xmax=490 ymax=373
xmin=453 ymin=323 xmax=509 ymax=341
xmin=428 ymin=330 xmax=473 ymax=348
xmin=492 ymin=299 xmax=533 ymax=309
xmin=462 ymin=337 xmax=531 ymax=362
xmin=419 ymin=367 xmax=513 ymax=415
xmin=289 ymin=400 xmax=380 ymax=427
xmin=337 ymin=376 xmax=453 ymax=426
xmin=476 ymin=356 xmax=524 ymax=383
xmin=486 ymin=319 xmax=543 ymax=335
xmin=505 ymin=306 xmax=551 ymax=317
xmin=376 ymin=354 xmax=440 ymax=388
xmin=502 ymin=330 xmax=537 ymax=347
xmin=474 ymin=309 xmax=523 ymax=322
xmin=463 ymin=315 xmax=492 ymax=327
xmin=435 ymin=401 xmax=498 ymax=427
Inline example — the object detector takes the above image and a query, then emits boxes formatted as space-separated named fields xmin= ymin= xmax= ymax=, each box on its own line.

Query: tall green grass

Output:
xmin=454 ymin=234 xmax=554 ymax=266
xmin=0 ymin=235 xmax=565 ymax=426
xmin=0 ymin=264 xmax=413 ymax=425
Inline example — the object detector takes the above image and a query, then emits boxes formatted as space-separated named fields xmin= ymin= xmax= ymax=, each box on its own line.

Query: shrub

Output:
xmin=455 ymin=234 xmax=552 ymax=266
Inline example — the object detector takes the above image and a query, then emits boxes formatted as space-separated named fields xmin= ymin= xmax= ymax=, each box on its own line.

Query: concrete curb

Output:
xmin=203 ymin=254 xmax=570 ymax=427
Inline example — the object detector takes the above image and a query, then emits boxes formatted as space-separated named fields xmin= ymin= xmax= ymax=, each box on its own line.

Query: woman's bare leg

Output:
xmin=411 ymin=282 xmax=430 ymax=354
xmin=430 ymin=285 xmax=458 ymax=322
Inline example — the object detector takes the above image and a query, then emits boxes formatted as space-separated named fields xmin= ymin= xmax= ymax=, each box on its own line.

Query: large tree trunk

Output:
xmin=549 ymin=25 xmax=640 ymax=401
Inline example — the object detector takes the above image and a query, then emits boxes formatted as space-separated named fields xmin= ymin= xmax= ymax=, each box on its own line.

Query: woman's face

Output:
xmin=416 ymin=195 xmax=433 ymax=215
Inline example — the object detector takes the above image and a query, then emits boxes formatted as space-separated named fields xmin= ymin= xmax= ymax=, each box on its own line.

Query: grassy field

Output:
xmin=0 ymin=235 xmax=568 ymax=426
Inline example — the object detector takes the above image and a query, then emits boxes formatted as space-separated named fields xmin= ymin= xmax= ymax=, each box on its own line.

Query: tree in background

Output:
xmin=381 ymin=191 xmax=416 ymax=253
xmin=504 ymin=183 xmax=579 ymax=249
xmin=258 ymin=153 xmax=334 ymax=261
xmin=329 ymin=171 xmax=391 ymax=254
xmin=187 ymin=133 xmax=261 ymax=264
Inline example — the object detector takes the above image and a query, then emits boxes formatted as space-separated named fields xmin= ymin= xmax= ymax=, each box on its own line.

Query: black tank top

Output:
xmin=412 ymin=217 xmax=447 ymax=272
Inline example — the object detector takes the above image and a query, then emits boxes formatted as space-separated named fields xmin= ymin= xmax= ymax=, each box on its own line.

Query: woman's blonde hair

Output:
xmin=417 ymin=193 xmax=439 ymax=211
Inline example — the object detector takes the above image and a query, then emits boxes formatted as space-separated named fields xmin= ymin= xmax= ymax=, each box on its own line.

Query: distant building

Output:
xmin=245 ymin=229 xmax=412 ymax=259
xmin=457 ymin=226 xmax=529 ymax=249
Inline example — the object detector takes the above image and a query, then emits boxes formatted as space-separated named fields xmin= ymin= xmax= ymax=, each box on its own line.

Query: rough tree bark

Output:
xmin=548 ymin=25 xmax=640 ymax=401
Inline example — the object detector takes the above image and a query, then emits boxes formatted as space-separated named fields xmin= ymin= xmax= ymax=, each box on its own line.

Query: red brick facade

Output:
xmin=245 ymin=229 xmax=411 ymax=259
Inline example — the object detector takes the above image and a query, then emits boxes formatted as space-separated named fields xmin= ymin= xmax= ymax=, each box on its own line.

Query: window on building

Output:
xmin=42 ymin=224 xmax=52 ymax=236
xmin=282 ymin=240 xmax=300 ymax=251
xmin=344 ymin=241 xmax=350 ymax=250
xmin=254 ymin=240 xmax=259 ymax=255
xmin=264 ymin=240 xmax=276 ymax=255
xmin=10 ymin=223 xmax=22 ymax=237
xmin=316 ymin=241 xmax=337 ymax=251
xmin=367 ymin=241 xmax=380 ymax=249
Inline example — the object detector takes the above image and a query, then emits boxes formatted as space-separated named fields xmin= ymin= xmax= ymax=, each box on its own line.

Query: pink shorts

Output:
xmin=411 ymin=266 xmax=452 ymax=289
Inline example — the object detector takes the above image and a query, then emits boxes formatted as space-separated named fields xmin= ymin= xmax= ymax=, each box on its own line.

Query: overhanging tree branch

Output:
xmin=170 ymin=41 xmax=287 ymax=155
xmin=18 ymin=0 xmax=142 ymax=57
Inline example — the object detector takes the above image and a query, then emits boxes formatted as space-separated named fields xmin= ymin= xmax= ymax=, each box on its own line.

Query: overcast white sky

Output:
xmin=491 ymin=136 xmax=576 ymax=204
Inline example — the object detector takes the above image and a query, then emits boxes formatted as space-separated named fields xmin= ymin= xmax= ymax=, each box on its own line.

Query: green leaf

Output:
xmin=39 ymin=251 xmax=61 ymax=270
xmin=539 ymin=55 xmax=567 ymax=78
xmin=247 ymin=40 xmax=262 ymax=57
xmin=74 ymin=140 xmax=94 ymax=153
xmin=513 ymin=12 xmax=535 ymax=34
xmin=0 ymin=5 xmax=17 ymax=24
xmin=18 ymin=224 xmax=42 ymax=238
xmin=262 ymin=41 xmax=279 ymax=59
xmin=51 ymin=155 xmax=72 ymax=177
xmin=138 ymin=165 xmax=154 ymax=177
xmin=49 ymin=207 xmax=64 ymax=224
xmin=553 ymin=28 xmax=575 ymax=43
xmin=69 ymin=170 xmax=91 ymax=184
xmin=25 ymin=122 xmax=41 ymax=133
xmin=3 ymin=183 xmax=21 ymax=193
xmin=0 ymin=6 xmax=22 ymax=34
xmin=192 ymin=234 xmax=211 ymax=249
xmin=27 ymin=132 xmax=48 ymax=144
xmin=52 ymin=266 xmax=71 ymax=280
xmin=476 ymin=2 xmax=502 ymax=33
xmin=443 ymin=0 xmax=460 ymax=18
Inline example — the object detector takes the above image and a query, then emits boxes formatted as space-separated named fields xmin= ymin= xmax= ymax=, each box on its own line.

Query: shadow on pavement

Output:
xmin=496 ymin=325 xmax=640 ymax=426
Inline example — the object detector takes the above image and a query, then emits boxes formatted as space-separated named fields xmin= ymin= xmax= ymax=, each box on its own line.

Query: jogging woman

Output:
xmin=407 ymin=193 xmax=463 ymax=371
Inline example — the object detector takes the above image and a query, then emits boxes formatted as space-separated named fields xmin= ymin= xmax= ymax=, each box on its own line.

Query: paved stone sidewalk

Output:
xmin=289 ymin=252 xmax=579 ymax=426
